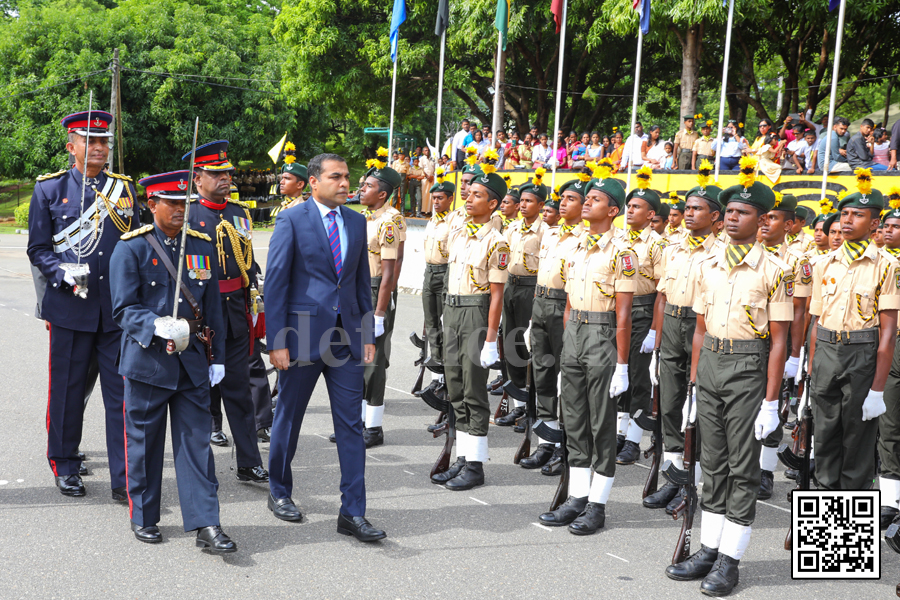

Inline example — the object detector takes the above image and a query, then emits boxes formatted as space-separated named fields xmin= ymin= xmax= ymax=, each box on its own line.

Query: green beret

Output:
xmin=823 ymin=212 xmax=841 ymax=235
xmin=774 ymin=193 xmax=798 ymax=214
xmin=625 ymin=187 xmax=662 ymax=213
xmin=545 ymin=197 xmax=560 ymax=210
xmin=585 ymin=177 xmax=626 ymax=208
xmin=794 ymin=204 xmax=812 ymax=223
xmin=838 ymin=189 xmax=884 ymax=211
xmin=684 ymin=185 xmax=723 ymax=209
xmin=281 ymin=162 xmax=308 ymax=182
xmin=518 ymin=182 xmax=549 ymax=202
xmin=720 ymin=181 xmax=777 ymax=213
xmin=683 ymin=115 xmax=694 ymax=121
xmin=366 ymin=166 xmax=402 ymax=190
xmin=504 ymin=185 xmax=521 ymax=202
xmin=462 ymin=164 xmax=484 ymax=177
xmin=881 ymin=209 xmax=900 ymax=223
xmin=810 ymin=213 xmax=828 ymax=228
xmin=470 ymin=172 xmax=508 ymax=201
xmin=429 ymin=181 xmax=456 ymax=195
xmin=667 ymin=197 xmax=686 ymax=212
xmin=657 ymin=202 xmax=671 ymax=219
xmin=559 ymin=179 xmax=590 ymax=198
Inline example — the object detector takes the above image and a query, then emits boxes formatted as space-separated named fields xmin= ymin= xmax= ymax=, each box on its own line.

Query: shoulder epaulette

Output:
xmin=227 ymin=198 xmax=251 ymax=209
xmin=36 ymin=170 xmax=67 ymax=182
xmin=106 ymin=172 xmax=134 ymax=182
xmin=187 ymin=228 xmax=212 ymax=242
xmin=121 ymin=224 xmax=154 ymax=240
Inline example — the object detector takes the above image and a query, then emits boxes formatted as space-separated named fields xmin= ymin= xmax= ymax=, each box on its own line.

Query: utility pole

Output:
xmin=109 ymin=48 xmax=119 ymax=173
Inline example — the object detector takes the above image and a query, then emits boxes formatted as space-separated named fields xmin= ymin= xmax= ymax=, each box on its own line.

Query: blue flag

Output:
xmin=390 ymin=0 xmax=407 ymax=63
xmin=828 ymin=0 xmax=841 ymax=11
xmin=633 ymin=0 xmax=651 ymax=36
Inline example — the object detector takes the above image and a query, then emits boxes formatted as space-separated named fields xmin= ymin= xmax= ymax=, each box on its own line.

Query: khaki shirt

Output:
xmin=537 ymin=223 xmax=586 ymax=290
xmin=674 ymin=129 xmax=699 ymax=151
xmin=565 ymin=228 xmax=637 ymax=312
xmin=615 ymin=226 xmax=665 ymax=297
xmin=408 ymin=166 xmax=425 ymax=181
xmin=786 ymin=231 xmax=815 ymax=255
xmin=446 ymin=221 xmax=510 ymax=295
xmin=810 ymin=242 xmax=900 ymax=332
xmin=658 ymin=233 xmax=724 ymax=308
xmin=365 ymin=204 xmax=406 ymax=277
xmin=664 ymin=224 xmax=687 ymax=244
xmin=766 ymin=243 xmax=813 ymax=299
xmin=692 ymin=136 xmax=715 ymax=157
xmin=505 ymin=218 xmax=548 ymax=276
xmin=391 ymin=159 xmax=410 ymax=175
xmin=423 ymin=211 xmax=453 ymax=265
xmin=692 ymin=243 xmax=794 ymax=340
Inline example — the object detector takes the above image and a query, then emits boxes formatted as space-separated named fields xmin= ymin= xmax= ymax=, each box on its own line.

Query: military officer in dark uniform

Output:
xmin=27 ymin=110 xmax=138 ymax=499
xmin=110 ymin=170 xmax=235 ymax=552
xmin=183 ymin=140 xmax=268 ymax=483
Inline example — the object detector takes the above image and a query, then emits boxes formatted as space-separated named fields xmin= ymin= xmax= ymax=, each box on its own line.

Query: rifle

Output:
xmin=420 ymin=384 xmax=453 ymax=477
xmin=490 ymin=327 xmax=510 ymax=422
xmin=778 ymin=372 xmax=813 ymax=551
xmin=410 ymin=329 xmax=427 ymax=394
xmin=663 ymin=382 xmax=698 ymax=565
xmin=503 ymin=361 xmax=536 ymax=464
xmin=634 ymin=348 xmax=661 ymax=498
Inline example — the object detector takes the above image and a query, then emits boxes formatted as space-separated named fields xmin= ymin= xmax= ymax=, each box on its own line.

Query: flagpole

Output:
xmin=388 ymin=56 xmax=398 ymax=156
xmin=435 ymin=29 xmax=446 ymax=162
xmin=820 ymin=0 xmax=846 ymax=200
xmin=626 ymin=29 xmax=643 ymax=191
xmin=550 ymin=0 xmax=568 ymax=190
xmin=491 ymin=35 xmax=503 ymax=156
xmin=714 ymin=0 xmax=736 ymax=182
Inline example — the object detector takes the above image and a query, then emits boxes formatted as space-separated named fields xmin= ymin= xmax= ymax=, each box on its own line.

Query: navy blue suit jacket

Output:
xmin=265 ymin=199 xmax=374 ymax=362
xmin=110 ymin=226 xmax=226 ymax=390
xmin=27 ymin=169 xmax=139 ymax=332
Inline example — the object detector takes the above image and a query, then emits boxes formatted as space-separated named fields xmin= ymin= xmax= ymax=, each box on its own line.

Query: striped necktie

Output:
xmin=628 ymin=229 xmax=642 ymax=242
xmin=561 ymin=224 xmax=576 ymax=235
xmin=726 ymin=244 xmax=753 ymax=270
xmin=434 ymin=211 xmax=449 ymax=221
xmin=842 ymin=239 xmax=869 ymax=263
xmin=886 ymin=247 xmax=900 ymax=258
xmin=466 ymin=222 xmax=482 ymax=237
xmin=326 ymin=211 xmax=342 ymax=280
xmin=786 ymin=233 xmax=798 ymax=245
xmin=764 ymin=244 xmax=782 ymax=254
xmin=362 ymin=208 xmax=373 ymax=218
xmin=586 ymin=234 xmax=601 ymax=250
xmin=688 ymin=235 xmax=707 ymax=249
xmin=667 ymin=225 xmax=679 ymax=237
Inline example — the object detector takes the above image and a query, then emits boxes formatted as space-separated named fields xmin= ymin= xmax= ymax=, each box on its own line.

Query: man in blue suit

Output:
xmin=265 ymin=153 xmax=386 ymax=542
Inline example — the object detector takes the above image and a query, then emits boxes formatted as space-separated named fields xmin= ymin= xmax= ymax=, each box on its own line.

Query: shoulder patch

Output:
xmin=227 ymin=198 xmax=251 ymax=209
xmin=619 ymin=251 xmax=636 ymax=277
xmin=36 ymin=170 xmax=67 ymax=182
xmin=799 ymin=259 xmax=812 ymax=285
xmin=105 ymin=172 xmax=134 ymax=182
xmin=186 ymin=228 xmax=212 ymax=242
xmin=121 ymin=224 xmax=154 ymax=240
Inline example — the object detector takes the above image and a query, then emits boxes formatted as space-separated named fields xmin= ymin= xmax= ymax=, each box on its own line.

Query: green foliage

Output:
xmin=14 ymin=200 xmax=28 ymax=226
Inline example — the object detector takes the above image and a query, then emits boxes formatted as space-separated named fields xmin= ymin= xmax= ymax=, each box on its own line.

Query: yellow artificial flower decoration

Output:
xmin=819 ymin=197 xmax=836 ymax=215
xmin=773 ymin=191 xmax=783 ymax=209
xmin=533 ymin=167 xmax=547 ymax=185
xmin=576 ymin=171 xmax=592 ymax=182
xmin=284 ymin=141 xmax=296 ymax=152
xmin=889 ymin=186 xmax=900 ymax=208
xmin=436 ymin=167 xmax=446 ymax=184
xmin=695 ymin=113 xmax=703 ymax=120
xmin=635 ymin=165 xmax=652 ymax=190
xmin=855 ymin=167 xmax=873 ymax=195
xmin=706 ymin=120 xmax=713 ymax=127
xmin=697 ymin=159 xmax=713 ymax=188
xmin=481 ymin=148 xmax=499 ymax=174
xmin=738 ymin=122 xmax=744 ymax=129
xmin=377 ymin=147 xmax=389 ymax=158
xmin=738 ymin=156 xmax=758 ymax=189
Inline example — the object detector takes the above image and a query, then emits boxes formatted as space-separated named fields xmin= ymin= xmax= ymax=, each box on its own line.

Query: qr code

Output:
xmin=792 ymin=489 xmax=880 ymax=579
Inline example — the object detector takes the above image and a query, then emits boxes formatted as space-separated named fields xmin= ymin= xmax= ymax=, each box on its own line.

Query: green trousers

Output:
xmin=363 ymin=279 xmax=397 ymax=407
xmin=697 ymin=343 xmax=767 ymax=526
xmin=502 ymin=280 xmax=536 ymax=390
xmin=811 ymin=337 xmax=878 ymax=490
xmin=560 ymin=319 xmax=618 ymax=477
xmin=531 ymin=295 xmax=567 ymax=422
xmin=879 ymin=336 xmax=900 ymax=480
xmin=618 ymin=297 xmax=654 ymax=418
xmin=422 ymin=264 xmax=447 ymax=364
xmin=443 ymin=295 xmax=491 ymax=436
xmin=659 ymin=312 xmax=696 ymax=454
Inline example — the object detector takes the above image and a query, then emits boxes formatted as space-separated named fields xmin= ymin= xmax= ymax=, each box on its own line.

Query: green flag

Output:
xmin=495 ymin=0 xmax=509 ymax=50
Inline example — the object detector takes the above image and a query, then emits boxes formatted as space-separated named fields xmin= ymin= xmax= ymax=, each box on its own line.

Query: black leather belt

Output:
xmin=370 ymin=275 xmax=382 ymax=292
xmin=568 ymin=309 xmax=615 ymax=325
xmin=508 ymin=274 xmax=538 ymax=286
xmin=445 ymin=294 xmax=490 ymax=307
xmin=816 ymin=326 xmax=878 ymax=345
xmin=702 ymin=334 xmax=766 ymax=355
xmin=664 ymin=302 xmax=696 ymax=319
xmin=426 ymin=263 xmax=449 ymax=273
xmin=632 ymin=293 xmax=657 ymax=307
xmin=535 ymin=284 xmax=567 ymax=300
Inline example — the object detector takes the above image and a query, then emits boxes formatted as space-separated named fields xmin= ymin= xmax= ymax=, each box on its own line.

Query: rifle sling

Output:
xmin=145 ymin=233 xmax=203 ymax=321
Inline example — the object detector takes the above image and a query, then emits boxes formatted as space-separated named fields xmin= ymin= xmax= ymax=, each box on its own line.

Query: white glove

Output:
xmin=796 ymin=346 xmax=806 ymax=385
xmin=649 ymin=351 xmax=659 ymax=386
xmin=783 ymin=355 xmax=800 ymax=381
xmin=640 ymin=330 xmax=656 ymax=354
xmin=209 ymin=365 xmax=225 ymax=387
xmin=391 ymin=296 xmax=396 ymax=310
xmin=480 ymin=340 xmax=499 ymax=368
xmin=374 ymin=315 xmax=385 ymax=338
xmin=62 ymin=269 xmax=76 ymax=286
xmin=862 ymin=389 xmax=886 ymax=421
xmin=681 ymin=386 xmax=697 ymax=432
xmin=609 ymin=363 xmax=629 ymax=397
xmin=524 ymin=320 xmax=532 ymax=353
xmin=754 ymin=400 xmax=780 ymax=440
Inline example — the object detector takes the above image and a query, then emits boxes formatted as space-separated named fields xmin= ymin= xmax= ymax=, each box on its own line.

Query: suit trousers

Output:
xmin=363 ymin=280 xmax=396 ymax=407
xmin=124 ymin=367 xmax=220 ymax=531
xmin=269 ymin=327 xmax=367 ymax=516
xmin=659 ymin=312 xmax=696 ymax=454
xmin=531 ymin=295 xmax=566 ymax=422
xmin=422 ymin=265 xmax=446 ymax=364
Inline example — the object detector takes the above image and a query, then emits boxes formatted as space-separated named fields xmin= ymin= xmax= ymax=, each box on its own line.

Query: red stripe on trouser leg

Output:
xmin=123 ymin=400 xmax=132 ymax=518
xmin=46 ymin=323 xmax=58 ymax=477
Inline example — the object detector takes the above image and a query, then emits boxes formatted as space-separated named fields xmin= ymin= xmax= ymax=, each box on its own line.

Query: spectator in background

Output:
xmin=497 ymin=130 xmax=512 ymax=169
xmin=890 ymin=119 xmax=900 ymax=170
xmin=873 ymin=128 xmax=890 ymax=168
xmin=847 ymin=118 xmax=887 ymax=171
xmin=691 ymin=121 xmax=716 ymax=170
xmin=754 ymin=130 xmax=784 ymax=183
xmin=420 ymin=146 xmax=435 ymax=215
xmin=506 ymin=131 xmax=521 ymax=168
xmin=407 ymin=157 xmax=426 ymax=216
xmin=532 ymin=134 xmax=552 ymax=168
xmin=749 ymin=118 xmax=776 ymax=154
xmin=661 ymin=141 xmax=675 ymax=169
xmin=712 ymin=120 xmax=744 ymax=170
xmin=621 ymin=121 xmax=648 ymax=169
xmin=779 ymin=114 xmax=802 ymax=143
xmin=393 ymin=151 xmax=411 ymax=208
xmin=816 ymin=117 xmax=851 ymax=172
xmin=529 ymin=125 xmax=540 ymax=145
xmin=467 ymin=129 xmax=488 ymax=159
xmin=600 ymin=135 xmax=612 ymax=159
xmin=553 ymin=134 xmax=569 ymax=169
xmin=452 ymin=119 xmax=472 ymax=168
xmin=608 ymin=131 xmax=625 ymax=170
xmin=641 ymin=125 xmax=666 ymax=168
xmin=570 ymin=132 xmax=589 ymax=168
xmin=791 ymin=129 xmax=818 ymax=174
xmin=586 ymin=132 xmax=603 ymax=161
xmin=673 ymin=115 xmax=699 ymax=169
xmin=519 ymin=133 xmax=534 ymax=168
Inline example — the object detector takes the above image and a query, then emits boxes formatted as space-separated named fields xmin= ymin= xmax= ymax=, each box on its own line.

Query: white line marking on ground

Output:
xmin=607 ymin=553 xmax=629 ymax=563
xmin=532 ymin=522 xmax=552 ymax=531
xmin=632 ymin=462 xmax=650 ymax=470
xmin=0 ymin=481 xmax=7 ymax=485
xmin=469 ymin=497 xmax=489 ymax=506
xmin=16 ymin=479 xmax=23 ymax=483
xmin=403 ymin=470 xmax=415 ymax=475
xmin=367 ymin=454 xmax=383 ymax=462
xmin=757 ymin=500 xmax=791 ymax=513
xmin=386 ymin=385 xmax=416 ymax=398
xmin=313 ymin=433 xmax=330 ymax=440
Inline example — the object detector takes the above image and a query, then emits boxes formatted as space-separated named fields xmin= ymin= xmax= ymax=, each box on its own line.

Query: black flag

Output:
xmin=435 ymin=0 xmax=449 ymax=36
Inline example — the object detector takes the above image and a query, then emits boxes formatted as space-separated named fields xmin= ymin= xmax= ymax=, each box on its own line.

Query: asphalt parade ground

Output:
xmin=0 ymin=231 xmax=896 ymax=599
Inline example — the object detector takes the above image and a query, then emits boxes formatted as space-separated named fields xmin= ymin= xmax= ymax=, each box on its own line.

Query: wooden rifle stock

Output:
xmin=672 ymin=383 xmax=698 ymax=565
xmin=411 ymin=326 xmax=428 ymax=394
xmin=785 ymin=374 xmax=813 ymax=551
xmin=642 ymin=349 xmax=662 ymax=498
xmin=430 ymin=412 xmax=455 ymax=478
xmin=513 ymin=362 xmax=535 ymax=464
xmin=491 ymin=328 xmax=509 ymax=422
xmin=549 ymin=429 xmax=569 ymax=511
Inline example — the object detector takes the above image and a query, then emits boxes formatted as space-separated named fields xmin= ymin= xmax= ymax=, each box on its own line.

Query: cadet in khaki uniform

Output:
xmin=808 ymin=177 xmax=899 ymax=491
xmin=431 ymin=172 xmax=510 ymax=491
xmin=272 ymin=142 xmax=308 ymax=217
xmin=538 ymin=173 xmax=635 ymax=536
xmin=786 ymin=205 xmax=815 ymax=255
xmin=645 ymin=175 xmax=724 ymax=512
xmin=665 ymin=178 xmax=792 ymax=596
xmin=690 ymin=122 xmax=716 ymax=170
xmin=357 ymin=164 xmax=406 ymax=448
xmin=519 ymin=178 xmax=588 ymax=470
xmin=674 ymin=115 xmax=700 ymax=170
xmin=615 ymin=166 xmax=665 ymax=465
xmin=664 ymin=193 xmax=687 ymax=243
xmin=879 ymin=207 xmax=900 ymax=530
xmin=651 ymin=201 xmax=671 ymax=236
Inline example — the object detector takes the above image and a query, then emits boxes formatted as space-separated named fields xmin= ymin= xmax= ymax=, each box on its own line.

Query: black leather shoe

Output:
xmin=568 ymin=502 xmax=605 ymax=535
xmin=431 ymin=457 xmax=466 ymax=484
xmin=513 ymin=420 xmax=526 ymax=433
xmin=444 ymin=461 xmax=484 ymax=490
xmin=784 ymin=468 xmax=798 ymax=480
xmin=77 ymin=450 xmax=87 ymax=461
xmin=132 ymin=523 xmax=162 ymax=544
xmin=665 ymin=544 xmax=719 ymax=580
xmin=616 ymin=440 xmax=641 ymax=465
xmin=257 ymin=427 xmax=271 ymax=443
xmin=495 ymin=406 xmax=524 ymax=427
xmin=196 ymin=525 xmax=237 ymax=554
xmin=758 ymin=470 xmax=774 ymax=500
xmin=56 ymin=474 xmax=85 ymax=497
xmin=643 ymin=481 xmax=679 ymax=509
xmin=268 ymin=493 xmax=302 ymax=522
xmin=415 ymin=379 xmax=442 ymax=398
xmin=541 ymin=447 xmax=563 ymax=476
xmin=112 ymin=486 xmax=128 ymax=503
xmin=236 ymin=465 xmax=269 ymax=483
xmin=364 ymin=426 xmax=384 ymax=448
xmin=539 ymin=496 xmax=588 ymax=526
xmin=210 ymin=430 xmax=229 ymax=447
xmin=79 ymin=463 xmax=89 ymax=476
xmin=520 ymin=444 xmax=555 ymax=469
xmin=328 ymin=433 xmax=337 ymax=443
xmin=882 ymin=506 xmax=899 ymax=530
xmin=427 ymin=414 xmax=448 ymax=433
xmin=337 ymin=514 xmax=386 ymax=542
xmin=700 ymin=553 xmax=740 ymax=597
xmin=616 ymin=434 xmax=625 ymax=455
